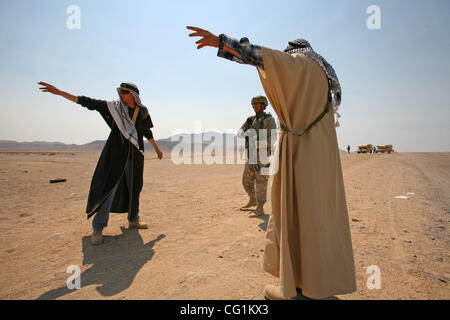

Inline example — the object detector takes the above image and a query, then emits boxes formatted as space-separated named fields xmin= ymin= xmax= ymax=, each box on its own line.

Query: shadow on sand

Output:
xmin=37 ymin=228 xmax=165 ymax=300
xmin=292 ymin=292 xmax=341 ymax=300
xmin=254 ymin=213 xmax=270 ymax=232
xmin=290 ymin=294 xmax=340 ymax=300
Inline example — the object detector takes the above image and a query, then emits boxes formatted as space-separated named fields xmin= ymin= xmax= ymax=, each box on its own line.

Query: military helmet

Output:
xmin=251 ymin=95 xmax=268 ymax=107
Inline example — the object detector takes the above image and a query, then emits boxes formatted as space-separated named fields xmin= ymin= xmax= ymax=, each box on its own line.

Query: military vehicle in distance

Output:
xmin=357 ymin=144 xmax=373 ymax=153
xmin=376 ymin=145 xmax=394 ymax=154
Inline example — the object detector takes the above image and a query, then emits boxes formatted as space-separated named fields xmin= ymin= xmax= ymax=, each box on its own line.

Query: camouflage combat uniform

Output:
xmin=239 ymin=110 xmax=277 ymax=206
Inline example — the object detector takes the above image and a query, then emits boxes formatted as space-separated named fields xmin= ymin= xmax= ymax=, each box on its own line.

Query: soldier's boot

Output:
xmin=90 ymin=230 xmax=103 ymax=245
xmin=240 ymin=197 xmax=257 ymax=211
xmin=129 ymin=221 xmax=148 ymax=229
xmin=249 ymin=204 xmax=265 ymax=217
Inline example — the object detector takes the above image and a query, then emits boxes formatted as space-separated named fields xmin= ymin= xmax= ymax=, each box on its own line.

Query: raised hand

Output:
xmin=38 ymin=82 xmax=61 ymax=95
xmin=186 ymin=26 xmax=219 ymax=49
xmin=37 ymin=82 xmax=78 ymax=103
xmin=187 ymin=26 xmax=242 ymax=58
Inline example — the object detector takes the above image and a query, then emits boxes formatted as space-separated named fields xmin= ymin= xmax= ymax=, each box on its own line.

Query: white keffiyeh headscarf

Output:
xmin=106 ymin=82 xmax=146 ymax=155
xmin=284 ymin=39 xmax=342 ymax=127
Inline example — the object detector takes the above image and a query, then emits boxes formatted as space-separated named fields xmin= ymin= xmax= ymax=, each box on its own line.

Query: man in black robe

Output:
xmin=38 ymin=81 xmax=163 ymax=245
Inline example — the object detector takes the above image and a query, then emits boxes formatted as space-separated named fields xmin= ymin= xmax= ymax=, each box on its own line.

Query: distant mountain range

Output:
xmin=0 ymin=132 xmax=244 ymax=152
xmin=1 ymin=132 xmax=347 ymax=153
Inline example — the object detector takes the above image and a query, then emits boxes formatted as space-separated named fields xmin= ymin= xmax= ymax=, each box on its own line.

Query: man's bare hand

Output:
xmin=187 ymin=26 xmax=219 ymax=49
xmin=187 ymin=26 xmax=242 ymax=58
xmin=156 ymin=149 xmax=163 ymax=160
xmin=38 ymin=82 xmax=61 ymax=95
xmin=38 ymin=82 xmax=78 ymax=103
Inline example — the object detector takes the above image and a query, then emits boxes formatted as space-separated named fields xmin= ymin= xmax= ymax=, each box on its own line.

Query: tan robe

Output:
xmin=257 ymin=47 xmax=356 ymax=299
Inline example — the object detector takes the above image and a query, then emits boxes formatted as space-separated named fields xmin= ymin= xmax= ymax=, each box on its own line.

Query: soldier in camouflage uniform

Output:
xmin=238 ymin=95 xmax=277 ymax=217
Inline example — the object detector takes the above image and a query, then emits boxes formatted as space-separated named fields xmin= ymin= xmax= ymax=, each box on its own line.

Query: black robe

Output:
xmin=77 ymin=96 xmax=154 ymax=221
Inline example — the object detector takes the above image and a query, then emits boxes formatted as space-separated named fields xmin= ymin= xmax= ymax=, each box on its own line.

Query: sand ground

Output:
xmin=0 ymin=151 xmax=448 ymax=300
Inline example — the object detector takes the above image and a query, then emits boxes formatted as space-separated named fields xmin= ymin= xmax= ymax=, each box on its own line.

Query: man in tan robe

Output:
xmin=187 ymin=26 xmax=356 ymax=299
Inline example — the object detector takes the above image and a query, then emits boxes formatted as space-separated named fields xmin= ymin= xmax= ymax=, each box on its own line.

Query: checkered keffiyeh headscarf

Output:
xmin=117 ymin=82 xmax=147 ymax=109
xmin=105 ymin=82 xmax=149 ymax=155
xmin=285 ymin=39 xmax=342 ymax=126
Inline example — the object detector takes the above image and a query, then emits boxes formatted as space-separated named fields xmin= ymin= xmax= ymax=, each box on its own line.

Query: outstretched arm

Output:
xmin=38 ymin=82 xmax=78 ymax=103
xmin=38 ymin=81 xmax=111 ymax=128
xmin=186 ymin=26 xmax=242 ymax=58
xmin=187 ymin=26 xmax=264 ymax=69
xmin=38 ymin=81 xmax=108 ymax=112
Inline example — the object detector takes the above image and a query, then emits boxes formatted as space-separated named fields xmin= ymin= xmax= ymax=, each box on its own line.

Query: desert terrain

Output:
xmin=0 ymin=151 xmax=448 ymax=300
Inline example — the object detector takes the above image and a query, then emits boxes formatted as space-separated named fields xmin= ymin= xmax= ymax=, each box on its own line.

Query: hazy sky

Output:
xmin=0 ymin=0 xmax=449 ymax=152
